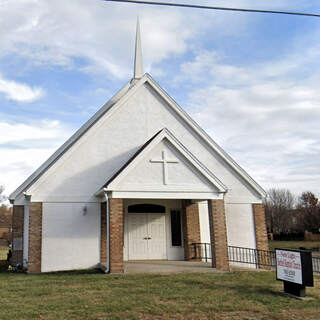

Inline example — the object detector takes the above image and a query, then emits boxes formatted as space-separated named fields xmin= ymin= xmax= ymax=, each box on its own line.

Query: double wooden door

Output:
xmin=128 ymin=213 xmax=166 ymax=260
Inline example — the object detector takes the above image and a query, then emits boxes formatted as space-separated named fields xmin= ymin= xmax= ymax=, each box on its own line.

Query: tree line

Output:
xmin=264 ymin=188 xmax=320 ymax=236
xmin=0 ymin=186 xmax=11 ymax=217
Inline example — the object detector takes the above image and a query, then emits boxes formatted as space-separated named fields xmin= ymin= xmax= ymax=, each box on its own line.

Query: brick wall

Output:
xmin=109 ymin=198 xmax=124 ymax=273
xmin=182 ymin=200 xmax=201 ymax=261
xmin=252 ymin=204 xmax=270 ymax=270
xmin=11 ymin=205 xmax=24 ymax=266
xmin=28 ymin=202 xmax=42 ymax=273
xmin=253 ymin=204 xmax=269 ymax=251
xmin=100 ymin=202 xmax=107 ymax=267
xmin=208 ymin=199 xmax=229 ymax=271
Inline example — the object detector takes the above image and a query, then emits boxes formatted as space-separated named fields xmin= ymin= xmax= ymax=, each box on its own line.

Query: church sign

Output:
xmin=276 ymin=248 xmax=313 ymax=297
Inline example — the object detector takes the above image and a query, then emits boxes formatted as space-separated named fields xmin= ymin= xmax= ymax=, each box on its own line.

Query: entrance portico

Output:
xmin=96 ymin=127 xmax=230 ymax=273
xmin=99 ymin=197 xmax=230 ymax=273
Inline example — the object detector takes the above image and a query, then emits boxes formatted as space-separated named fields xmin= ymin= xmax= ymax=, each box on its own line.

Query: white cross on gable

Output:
xmin=150 ymin=150 xmax=179 ymax=185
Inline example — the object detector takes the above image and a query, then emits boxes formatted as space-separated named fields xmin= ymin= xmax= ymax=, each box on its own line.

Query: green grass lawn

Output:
xmin=0 ymin=247 xmax=8 ymax=260
xmin=269 ymin=241 xmax=320 ymax=252
xmin=0 ymin=270 xmax=319 ymax=320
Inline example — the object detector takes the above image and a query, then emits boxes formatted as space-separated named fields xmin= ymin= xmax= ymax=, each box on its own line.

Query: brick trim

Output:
xmin=28 ymin=202 xmax=42 ymax=273
xmin=208 ymin=199 xmax=229 ymax=271
xmin=109 ymin=198 xmax=124 ymax=273
xmin=11 ymin=205 xmax=24 ymax=266
xmin=182 ymin=200 xmax=201 ymax=261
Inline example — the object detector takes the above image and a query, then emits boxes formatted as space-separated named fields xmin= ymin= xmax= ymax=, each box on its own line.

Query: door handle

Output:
xmin=143 ymin=237 xmax=152 ymax=240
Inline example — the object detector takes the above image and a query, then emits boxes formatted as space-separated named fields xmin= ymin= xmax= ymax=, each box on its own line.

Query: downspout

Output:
xmin=103 ymin=191 xmax=110 ymax=274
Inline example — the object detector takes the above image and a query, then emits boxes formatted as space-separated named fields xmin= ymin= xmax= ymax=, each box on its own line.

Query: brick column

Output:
xmin=208 ymin=199 xmax=229 ymax=271
xmin=109 ymin=198 xmax=124 ymax=273
xmin=253 ymin=204 xmax=270 ymax=269
xmin=182 ymin=200 xmax=201 ymax=261
xmin=11 ymin=205 xmax=24 ymax=266
xmin=100 ymin=202 xmax=107 ymax=267
xmin=28 ymin=202 xmax=42 ymax=273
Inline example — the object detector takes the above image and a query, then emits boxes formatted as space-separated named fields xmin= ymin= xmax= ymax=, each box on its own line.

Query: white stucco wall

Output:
xmin=199 ymin=201 xmax=210 ymax=244
xmin=41 ymin=202 xmax=100 ymax=272
xmin=198 ymin=201 xmax=212 ymax=262
xmin=225 ymin=203 xmax=257 ymax=268
xmin=225 ymin=203 xmax=256 ymax=249
xmin=27 ymin=82 xmax=262 ymax=204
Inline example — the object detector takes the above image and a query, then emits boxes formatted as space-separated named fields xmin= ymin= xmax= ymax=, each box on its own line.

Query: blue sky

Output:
xmin=1 ymin=0 xmax=320 ymax=198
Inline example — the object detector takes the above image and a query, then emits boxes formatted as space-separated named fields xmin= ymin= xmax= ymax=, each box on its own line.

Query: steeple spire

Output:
xmin=133 ymin=17 xmax=144 ymax=80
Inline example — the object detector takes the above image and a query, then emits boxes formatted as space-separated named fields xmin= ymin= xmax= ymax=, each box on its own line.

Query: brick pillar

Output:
xmin=28 ymin=202 xmax=42 ymax=273
xmin=109 ymin=198 xmax=124 ymax=273
xmin=208 ymin=199 xmax=229 ymax=271
xmin=182 ymin=200 xmax=201 ymax=261
xmin=100 ymin=202 xmax=107 ymax=267
xmin=253 ymin=204 xmax=270 ymax=269
xmin=11 ymin=205 xmax=24 ymax=266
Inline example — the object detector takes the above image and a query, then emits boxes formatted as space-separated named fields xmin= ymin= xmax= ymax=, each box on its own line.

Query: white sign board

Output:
xmin=276 ymin=249 xmax=302 ymax=284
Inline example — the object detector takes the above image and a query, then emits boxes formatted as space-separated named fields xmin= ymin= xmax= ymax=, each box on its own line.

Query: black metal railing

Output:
xmin=191 ymin=243 xmax=320 ymax=273
xmin=228 ymin=245 xmax=276 ymax=269
xmin=313 ymin=255 xmax=320 ymax=273
xmin=192 ymin=242 xmax=212 ymax=262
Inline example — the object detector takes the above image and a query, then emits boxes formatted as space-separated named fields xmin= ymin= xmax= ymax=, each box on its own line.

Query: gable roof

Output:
xmin=10 ymin=73 xmax=266 ymax=201
xmin=9 ymin=80 xmax=131 ymax=201
xmin=99 ymin=128 xmax=227 ymax=194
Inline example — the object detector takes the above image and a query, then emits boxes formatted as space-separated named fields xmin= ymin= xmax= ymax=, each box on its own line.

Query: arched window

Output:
xmin=128 ymin=204 xmax=165 ymax=213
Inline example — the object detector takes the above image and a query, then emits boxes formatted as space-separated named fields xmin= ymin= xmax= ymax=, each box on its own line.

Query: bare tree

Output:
xmin=297 ymin=191 xmax=320 ymax=232
xmin=264 ymin=188 xmax=295 ymax=235
xmin=0 ymin=185 xmax=7 ymax=204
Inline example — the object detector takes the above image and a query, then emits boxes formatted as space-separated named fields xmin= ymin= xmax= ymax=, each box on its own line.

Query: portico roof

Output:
xmin=96 ymin=128 xmax=227 ymax=199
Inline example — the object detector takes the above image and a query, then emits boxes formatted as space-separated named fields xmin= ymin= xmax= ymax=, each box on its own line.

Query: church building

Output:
xmin=9 ymin=20 xmax=269 ymax=273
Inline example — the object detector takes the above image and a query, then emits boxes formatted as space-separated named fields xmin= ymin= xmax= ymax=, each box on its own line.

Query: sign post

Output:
xmin=276 ymin=248 xmax=314 ymax=297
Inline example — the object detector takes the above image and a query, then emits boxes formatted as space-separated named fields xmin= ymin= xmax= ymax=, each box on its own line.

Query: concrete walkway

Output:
xmin=125 ymin=260 xmax=217 ymax=274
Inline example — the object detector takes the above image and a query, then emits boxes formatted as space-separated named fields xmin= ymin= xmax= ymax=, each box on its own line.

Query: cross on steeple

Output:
xmin=150 ymin=150 xmax=179 ymax=185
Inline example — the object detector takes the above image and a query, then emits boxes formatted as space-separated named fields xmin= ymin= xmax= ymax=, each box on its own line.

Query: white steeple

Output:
xmin=133 ymin=17 xmax=144 ymax=80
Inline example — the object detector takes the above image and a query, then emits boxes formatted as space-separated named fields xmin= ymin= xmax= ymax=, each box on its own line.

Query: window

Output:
xmin=170 ymin=210 xmax=182 ymax=246
xmin=128 ymin=204 xmax=165 ymax=213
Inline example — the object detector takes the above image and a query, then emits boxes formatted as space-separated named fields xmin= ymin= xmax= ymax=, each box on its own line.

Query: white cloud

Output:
xmin=0 ymin=75 xmax=44 ymax=102
xmin=0 ymin=0 xmax=252 ymax=79
xmin=0 ymin=147 xmax=56 ymax=198
xmin=182 ymin=47 xmax=320 ymax=196
xmin=1 ymin=0 xmax=319 ymax=81
xmin=0 ymin=119 xmax=71 ymax=195
xmin=0 ymin=120 xmax=64 ymax=145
